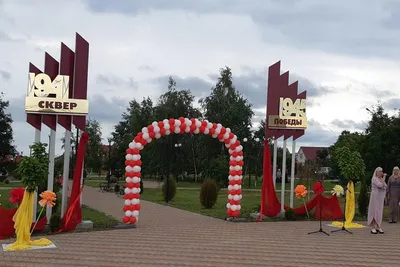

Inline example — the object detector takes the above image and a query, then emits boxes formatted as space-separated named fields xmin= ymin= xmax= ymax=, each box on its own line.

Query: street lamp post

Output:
xmin=174 ymin=143 xmax=182 ymax=181
xmin=107 ymin=137 xmax=112 ymax=177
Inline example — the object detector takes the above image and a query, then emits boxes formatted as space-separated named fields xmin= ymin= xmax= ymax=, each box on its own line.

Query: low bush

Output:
xmin=200 ymin=179 xmax=218 ymax=209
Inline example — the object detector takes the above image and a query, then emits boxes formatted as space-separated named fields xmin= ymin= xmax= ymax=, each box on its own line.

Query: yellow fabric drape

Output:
xmin=331 ymin=181 xmax=365 ymax=228
xmin=5 ymin=190 xmax=53 ymax=251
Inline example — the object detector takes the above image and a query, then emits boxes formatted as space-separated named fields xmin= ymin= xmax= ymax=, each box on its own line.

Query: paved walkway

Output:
xmin=1 ymin=184 xmax=400 ymax=266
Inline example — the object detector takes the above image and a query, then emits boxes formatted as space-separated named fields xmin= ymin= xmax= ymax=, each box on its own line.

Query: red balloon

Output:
xmin=232 ymin=210 xmax=240 ymax=217
xmin=140 ymin=139 xmax=147 ymax=146
xmin=209 ymin=128 xmax=215 ymax=135
xmin=220 ymin=127 xmax=226 ymax=134
xmin=134 ymin=136 xmax=142 ymax=143
xmin=179 ymin=117 xmax=185 ymax=124
xmin=132 ymin=172 xmax=141 ymax=177
xmin=232 ymin=151 xmax=238 ymax=157
xmin=135 ymin=160 xmax=142 ymax=166
xmin=212 ymin=123 xmax=217 ymax=129
xmin=130 ymin=217 xmax=137 ymax=224
xmin=131 ymin=148 xmax=140 ymax=154
xmin=236 ymin=180 xmax=242 ymax=185
xmin=217 ymin=133 xmax=224 ymax=140
xmin=190 ymin=124 xmax=196 ymax=132
xmin=147 ymin=125 xmax=154 ymax=132
xmin=229 ymin=171 xmax=236 ymax=176
xmin=126 ymin=148 xmax=134 ymax=154
xmin=238 ymin=161 xmax=244 ymax=167
xmin=229 ymin=133 xmax=234 ymax=139
xmin=228 ymin=190 xmax=236 ymax=195
xmin=125 ymin=172 xmax=133 ymax=178
xmin=132 ymin=183 xmax=140 ymax=188
xmin=124 ymin=193 xmax=134 ymax=199
xmin=235 ymin=140 xmax=240 ymax=147
xmin=123 ymin=216 xmax=130 ymax=223
xmin=169 ymin=118 xmax=175 ymax=126
xmin=160 ymin=128 xmax=166 ymax=135
xmin=230 ymin=144 xmax=237 ymax=150
xmin=201 ymin=121 xmax=207 ymax=127
xmin=137 ymin=132 xmax=143 ymax=137
xmin=128 ymin=205 xmax=135 ymax=211
xmin=149 ymin=132 xmax=156 ymax=138
xmin=180 ymin=124 xmax=186 ymax=132
xmin=132 ymin=193 xmax=140 ymax=199
xmin=224 ymin=139 xmax=231 ymax=144
xmin=237 ymin=151 xmax=243 ymax=156
xmin=158 ymin=121 xmax=164 ymax=128
xmin=229 ymin=180 xmax=236 ymax=186
xmin=190 ymin=118 xmax=196 ymax=125
xmin=123 ymin=206 xmax=129 ymax=212
xmin=200 ymin=126 xmax=205 ymax=133
xmin=134 ymin=203 xmax=142 ymax=210
xmin=227 ymin=209 xmax=233 ymax=217
xmin=126 ymin=183 xmax=134 ymax=189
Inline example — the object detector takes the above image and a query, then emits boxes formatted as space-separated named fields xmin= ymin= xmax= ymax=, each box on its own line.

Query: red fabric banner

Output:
xmin=0 ymin=207 xmax=47 ymax=240
xmin=260 ymin=143 xmax=343 ymax=219
xmin=59 ymin=132 xmax=89 ymax=232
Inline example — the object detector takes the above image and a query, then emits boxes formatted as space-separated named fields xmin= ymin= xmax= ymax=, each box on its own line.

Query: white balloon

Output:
xmin=212 ymin=134 xmax=218 ymax=138
xmin=152 ymin=121 xmax=158 ymax=127
xmin=233 ymin=195 xmax=240 ymax=201
xmin=124 ymin=188 xmax=132 ymax=194
xmin=230 ymin=138 xmax=236 ymax=145
xmin=125 ymin=210 xmax=132 ymax=217
xmin=142 ymin=133 xmax=150 ymax=139
xmin=125 ymin=177 xmax=133 ymax=183
xmin=228 ymin=175 xmax=233 ymax=181
xmin=129 ymin=142 xmax=134 ymax=149
xmin=239 ymin=194 xmax=243 ymax=200
xmin=125 ymin=154 xmax=133 ymax=160
xmin=124 ymin=200 xmax=131 ymax=205
xmin=133 ymin=166 xmax=141 ymax=172
xmin=194 ymin=128 xmax=200 ymax=134
xmin=174 ymin=127 xmax=181 ymax=134
xmin=132 ymin=210 xmax=139 ymax=217
xmin=203 ymin=128 xmax=210 ymax=135
xmin=231 ymin=205 xmax=237 ymax=211
xmin=234 ymin=166 xmax=241 ymax=171
xmin=138 ymin=188 xmax=141 ymax=193
xmin=155 ymin=133 xmax=161 ymax=139
xmin=235 ymin=145 xmax=243 ymax=152
xmin=228 ymin=185 xmax=233 ymax=190
xmin=185 ymin=118 xmax=192 ymax=126
xmin=207 ymin=122 xmax=213 ymax=129
xmin=195 ymin=120 xmax=201 ymax=127
xmin=229 ymin=166 xmax=234 ymax=171
xmin=175 ymin=120 xmax=181 ymax=127
xmin=225 ymin=143 xmax=231 ymax=148
xmin=237 ymin=205 xmax=241 ymax=210
xmin=132 ymin=198 xmax=140 ymax=205
xmin=132 ymin=154 xmax=141 ymax=161
xmin=226 ymin=128 xmax=231 ymax=133
xmin=165 ymin=130 xmax=171 ymax=135
xmin=217 ymin=123 xmax=222 ymax=129
xmin=223 ymin=133 xmax=230 ymax=140
xmin=228 ymin=194 xmax=233 ymax=200
xmin=154 ymin=126 xmax=160 ymax=133
xmin=125 ymin=166 xmax=133 ymax=172
xmin=132 ymin=177 xmax=140 ymax=183
xmin=146 ymin=138 xmax=152 ymax=143
xmin=142 ymin=127 xmax=148 ymax=133
xmin=226 ymin=203 xmax=231 ymax=209
xmin=163 ymin=119 xmax=169 ymax=124
xmin=215 ymin=128 xmax=221 ymax=135
xmin=132 ymin=188 xmax=140 ymax=194
xmin=134 ymin=216 xmax=139 ymax=223
xmin=233 ymin=184 xmax=240 ymax=190
xmin=164 ymin=123 xmax=170 ymax=130
xmin=233 ymin=175 xmax=240 ymax=181
xmin=185 ymin=127 xmax=190 ymax=133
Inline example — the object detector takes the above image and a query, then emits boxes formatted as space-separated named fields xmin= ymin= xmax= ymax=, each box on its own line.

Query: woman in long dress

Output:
xmin=387 ymin=166 xmax=400 ymax=223
xmin=367 ymin=167 xmax=387 ymax=234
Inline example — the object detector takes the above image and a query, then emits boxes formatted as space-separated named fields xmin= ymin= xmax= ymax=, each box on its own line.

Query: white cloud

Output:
xmin=0 ymin=0 xmax=399 ymax=156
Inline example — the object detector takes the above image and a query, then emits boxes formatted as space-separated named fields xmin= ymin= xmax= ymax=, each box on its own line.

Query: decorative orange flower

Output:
xmin=295 ymin=185 xmax=307 ymax=199
xmin=38 ymin=190 xmax=57 ymax=207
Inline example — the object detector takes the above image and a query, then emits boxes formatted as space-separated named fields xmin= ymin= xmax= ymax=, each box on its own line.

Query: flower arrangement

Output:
xmin=31 ymin=190 xmax=57 ymax=234
xmin=331 ymin=185 xmax=344 ymax=197
xmin=9 ymin=187 xmax=25 ymax=207
xmin=294 ymin=185 xmax=309 ymax=218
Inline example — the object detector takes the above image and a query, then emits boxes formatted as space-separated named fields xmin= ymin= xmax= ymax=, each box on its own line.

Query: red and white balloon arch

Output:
xmin=122 ymin=117 xmax=244 ymax=224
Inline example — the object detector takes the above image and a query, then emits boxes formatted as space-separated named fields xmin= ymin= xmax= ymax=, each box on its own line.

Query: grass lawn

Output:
xmin=0 ymin=189 xmax=118 ymax=229
xmin=0 ymin=182 xmax=24 ymax=188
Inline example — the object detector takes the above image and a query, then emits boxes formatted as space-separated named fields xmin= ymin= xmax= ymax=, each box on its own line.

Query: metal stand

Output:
xmin=308 ymin=194 xmax=329 ymax=236
xmin=331 ymin=186 xmax=353 ymax=234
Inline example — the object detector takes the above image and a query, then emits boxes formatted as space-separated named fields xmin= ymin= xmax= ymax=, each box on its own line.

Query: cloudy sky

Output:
xmin=1 ymin=0 xmax=400 ymax=156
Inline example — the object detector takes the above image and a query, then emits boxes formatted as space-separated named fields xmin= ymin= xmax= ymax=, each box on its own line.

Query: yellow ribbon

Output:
xmin=331 ymin=181 xmax=365 ymax=228
xmin=5 ymin=190 xmax=53 ymax=251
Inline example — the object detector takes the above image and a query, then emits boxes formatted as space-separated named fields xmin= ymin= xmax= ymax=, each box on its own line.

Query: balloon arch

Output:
xmin=122 ymin=117 xmax=244 ymax=224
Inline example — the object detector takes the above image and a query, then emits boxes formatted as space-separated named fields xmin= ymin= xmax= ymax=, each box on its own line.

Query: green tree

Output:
xmin=0 ymin=92 xmax=15 ymax=171
xmin=334 ymin=146 xmax=365 ymax=182
xmin=85 ymin=118 xmax=103 ymax=175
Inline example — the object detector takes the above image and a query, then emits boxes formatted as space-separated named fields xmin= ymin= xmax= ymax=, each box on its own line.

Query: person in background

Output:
xmin=367 ymin=167 xmax=387 ymax=234
xmin=387 ymin=166 xmax=400 ymax=223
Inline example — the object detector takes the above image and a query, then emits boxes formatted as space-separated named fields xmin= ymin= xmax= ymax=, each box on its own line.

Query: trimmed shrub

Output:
xmin=358 ymin=177 xmax=369 ymax=217
xmin=162 ymin=177 xmax=177 ymax=202
xmin=284 ymin=208 xmax=296 ymax=221
xmin=200 ymin=179 xmax=218 ymax=209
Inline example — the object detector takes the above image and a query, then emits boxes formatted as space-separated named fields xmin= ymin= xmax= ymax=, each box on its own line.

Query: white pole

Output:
xmin=272 ymin=138 xmax=278 ymax=188
xmin=32 ymin=129 xmax=41 ymax=223
xmin=290 ymin=139 xmax=296 ymax=208
xmin=46 ymin=129 xmax=56 ymax=224
xmin=61 ymin=130 xmax=71 ymax=217
xmin=280 ymin=139 xmax=287 ymax=212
